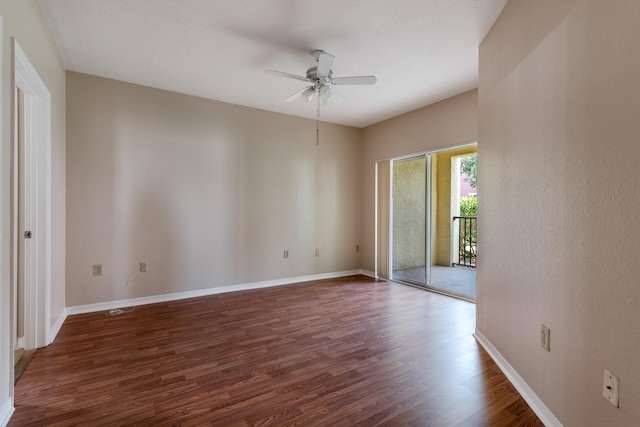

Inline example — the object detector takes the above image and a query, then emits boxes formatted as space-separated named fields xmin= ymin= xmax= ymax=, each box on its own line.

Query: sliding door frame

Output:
xmin=376 ymin=142 xmax=477 ymax=297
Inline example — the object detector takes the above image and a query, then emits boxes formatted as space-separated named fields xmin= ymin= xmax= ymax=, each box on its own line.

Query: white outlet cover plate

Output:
xmin=541 ymin=324 xmax=550 ymax=351
xmin=603 ymin=369 xmax=619 ymax=408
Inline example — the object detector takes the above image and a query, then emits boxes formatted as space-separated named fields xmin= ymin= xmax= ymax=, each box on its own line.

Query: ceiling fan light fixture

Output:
xmin=319 ymin=85 xmax=333 ymax=104
xmin=301 ymin=87 xmax=316 ymax=102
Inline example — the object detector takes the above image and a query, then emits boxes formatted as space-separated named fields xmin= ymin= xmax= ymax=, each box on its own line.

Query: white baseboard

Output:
xmin=16 ymin=337 xmax=24 ymax=350
xmin=358 ymin=269 xmax=377 ymax=279
xmin=0 ymin=397 xmax=14 ymax=427
xmin=474 ymin=329 xmax=562 ymax=427
xmin=48 ymin=308 xmax=67 ymax=345
xmin=67 ymin=270 xmax=368 ymax=315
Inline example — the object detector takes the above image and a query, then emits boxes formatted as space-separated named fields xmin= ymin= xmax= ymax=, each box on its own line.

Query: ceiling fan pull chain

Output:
xmin=316 ymin=90 xmax=320 ymax=146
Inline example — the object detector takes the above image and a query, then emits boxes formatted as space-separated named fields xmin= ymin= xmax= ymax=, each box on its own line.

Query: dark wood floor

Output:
xmin=10 ymin=275 xmax=543 ymax=426
xmin=14 ymin=348 xmax=37 ymax=385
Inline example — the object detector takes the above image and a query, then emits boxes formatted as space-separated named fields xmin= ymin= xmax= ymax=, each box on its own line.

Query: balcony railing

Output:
xmin=453 ymin=216 xmax=476 ymax=268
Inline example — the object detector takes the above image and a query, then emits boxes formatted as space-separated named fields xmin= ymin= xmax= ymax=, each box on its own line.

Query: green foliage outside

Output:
xmin=461 ymin=153 xmax=477 ymax=188
xmin=459 ymin=195 xmax=477 ymax=217
xmin=458 ymin=153 xmax=478 ymax=265
xmin=458 ymin=195 xmax=477 ymax=265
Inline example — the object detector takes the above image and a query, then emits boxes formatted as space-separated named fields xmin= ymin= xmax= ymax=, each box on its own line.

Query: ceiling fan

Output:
xmin=266 ymin=50 xmax=377 ymax=145
xmin=266 ymin=50 xmax=377 ymax=104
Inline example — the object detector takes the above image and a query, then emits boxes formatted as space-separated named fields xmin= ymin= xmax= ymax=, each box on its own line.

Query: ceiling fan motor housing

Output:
xmin=306 ymin=67 xmax=333 ymax=86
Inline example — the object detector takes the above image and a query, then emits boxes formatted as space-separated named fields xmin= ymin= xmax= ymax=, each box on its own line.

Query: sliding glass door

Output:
xmin=389 ymin=146 xmax=477 ymax=300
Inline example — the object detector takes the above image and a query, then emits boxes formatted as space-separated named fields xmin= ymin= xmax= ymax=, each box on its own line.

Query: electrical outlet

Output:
xmin=139 ymin=262 xmax=147 ymax=273
xmin=541 ymin=324 xmax=550 ymax=352
xmin=603 ymin=369 xmax=619 ymax=407
xmin=315 ymin=248 xmax=320 ymax=257
xmin=284 ymin=250 xmax=289 ymax=259
xmin=93 ymin=264 xmax=103 ymax=276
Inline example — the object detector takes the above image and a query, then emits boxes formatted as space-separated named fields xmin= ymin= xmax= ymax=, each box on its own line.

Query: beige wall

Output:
xmin=361 ymin=90 xmax=478 ymax=275
xmin=0 ymin=0 xmax=66 ymax=416
xmin=66 ymin=72 xmax=362 ymax=307
xmin=375 ymin=160 xmax=390 ymax=279
xmin=478 ymin=0 xmax=640 ymax=425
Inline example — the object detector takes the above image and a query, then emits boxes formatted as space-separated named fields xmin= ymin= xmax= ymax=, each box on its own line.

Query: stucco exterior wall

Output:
xmin=392 ymin=157 xmax=426 ymax=270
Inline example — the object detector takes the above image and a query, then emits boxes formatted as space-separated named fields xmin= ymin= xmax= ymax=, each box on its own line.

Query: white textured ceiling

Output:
xmin=37 ymin=0 xmax=506 ymax=128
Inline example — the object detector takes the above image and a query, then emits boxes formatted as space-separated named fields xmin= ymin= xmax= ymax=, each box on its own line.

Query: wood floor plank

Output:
xmin=10 ymin=275 xmax=543 ymax=426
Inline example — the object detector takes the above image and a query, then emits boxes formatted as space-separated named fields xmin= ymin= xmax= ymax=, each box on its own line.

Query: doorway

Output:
xmin=12 ymin=39 xmax=53 ymax=368
xmin=12 ymin=87 xmax=38 ymax=383
xmin=382 ymin=144 xmax=477 ymax=300
xmin=428 ymin=149 xmax=476 ymax=299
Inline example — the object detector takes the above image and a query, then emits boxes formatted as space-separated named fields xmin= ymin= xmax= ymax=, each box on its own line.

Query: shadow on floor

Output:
xmin=15 ymin=348 xmax=37 ymax=385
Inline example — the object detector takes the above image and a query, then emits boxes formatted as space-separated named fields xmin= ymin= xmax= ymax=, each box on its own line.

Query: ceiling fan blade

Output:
xmin=332 ymin=75 xmax=377 ymax=85
xmin=316 ymin=52 xmax=335 ymax=78
xmin=330 ymin=87 xmax=346 ymax=104
xmin=284 ymin=86 xmax=312 ymax=102
xmin=266 ymin=70 xmax=311 ymax=82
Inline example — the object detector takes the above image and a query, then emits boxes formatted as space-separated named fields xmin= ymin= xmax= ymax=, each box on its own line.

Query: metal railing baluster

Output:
xmin=453 ymin=216 xmax=476 ymax=268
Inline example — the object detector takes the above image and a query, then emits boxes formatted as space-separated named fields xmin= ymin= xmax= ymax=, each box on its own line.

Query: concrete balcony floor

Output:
xmin=392 ymin=265 xmax=476 ymax=299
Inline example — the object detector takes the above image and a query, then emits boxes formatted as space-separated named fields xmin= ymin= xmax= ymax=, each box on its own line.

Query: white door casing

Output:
xmin=13 ymin=39 xmax=52 ymax=350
